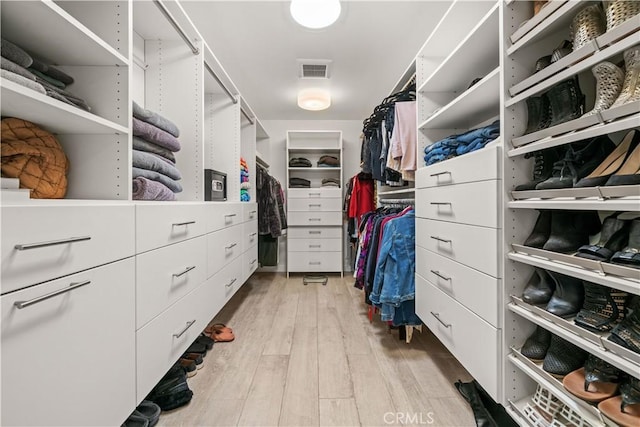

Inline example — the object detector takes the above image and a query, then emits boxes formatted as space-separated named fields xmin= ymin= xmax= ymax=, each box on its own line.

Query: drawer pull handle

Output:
xmin=250 ymin=210 xmax=257 ymax=215
xmin=225 ymin=243 xmax=238 ymax=250
xmin=430 ymin=202 xmax=451 ymax=206
xmin=172 ymin=221 xmax=195 ymax=227
xmin=431 ymin=312 xmax=451 ymax=328
xmin=430 ymin=236 xmax=451 ymax=243
xmin=309 ymin=192 xmax=321 ymax=196
xmin=250 ymin=259 xmax=257 ymax=265
xmin=173 ymin=266 xmax=196 ymax=278
xmin=309 ymin=261 xmax=321 ymax=265
xmin=430 ymin=171 xmax=451 ymax=177
xmin=225 ymin=214 xmax=237 ymax=218
xmin=249 ymin=232 xmax=257 ymax=237
xmin=431 ymin=270 xmax=451 ymax=281
xmin=309 ymin=245 xmax=321 ymax=248
xmin=309 ymin=231 xmax=322 ymax=235
xmin=226 ymin=278 xmax=237 ymax=288
xmin=309 ymin=218 xmax=321 ymax=221
xmin=309 ymin=204 xmax=321 ymax=207
xmin=173 ymin=320 xmax=196 ymax=338
xmin=14 ymin=280 xmax=91 ymax=309
xmin=14 ymin=236 xmax=91 ymax=251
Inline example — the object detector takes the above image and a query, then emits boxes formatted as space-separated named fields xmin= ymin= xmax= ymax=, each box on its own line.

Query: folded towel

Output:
xmin=241 ymin=182 xmax=251 ymax=189
xmin=1 ymin=69 xmax=46 ymax=94
xmin=133 ymin=149 xmax=182 ymax=180
xmin=132 ymin=176 xmax=176 ymax=201
xmin=318 ymin=155 xmax=340 ymax=166
xmin=35 ymin=76 xmax=90 ymax=111
xmin=1 ymin=57 xmax=36 ymax=81
xmin=322 ymin=177 xmax=340 ymax=185
xmin=45 ymin=65 xmax=74 ymax=85
xmin=29 ymin=57 xmax=48 ymax=73
xmin=132 ymin=101 xmax=180 ymax=138
xmin=30 ymin=69 xmax=66 ymax=88
xmin=132 ymin=117 xmax=181 ymax=152
xmin=133 ymin=167 xmax=183 ymax=193
xmin=132 ymin=136 xmax=176 ymax=164
xmin=1 ymin=39 xmax=32 ymax=68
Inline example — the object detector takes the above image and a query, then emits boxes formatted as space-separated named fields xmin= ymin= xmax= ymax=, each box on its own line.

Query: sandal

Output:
xmin=212 ymin=328 xmax=235 ymax=342
xmin=563 ymin=355 xmax=621 ymax=403
xmin=598 ymin=375 xmax=640 ymax=427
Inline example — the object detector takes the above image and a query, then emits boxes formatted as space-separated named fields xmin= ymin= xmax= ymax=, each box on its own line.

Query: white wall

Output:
xmin=258 ymin=119 xmax=363 ymax=273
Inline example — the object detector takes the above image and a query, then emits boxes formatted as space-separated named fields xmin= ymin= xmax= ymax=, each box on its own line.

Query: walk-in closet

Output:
xmin=1 ymin=1 xmax=639 ymax=426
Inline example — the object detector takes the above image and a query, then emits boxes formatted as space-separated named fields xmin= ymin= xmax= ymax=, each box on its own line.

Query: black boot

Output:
xmin=523 ymin=268 xmax=555 ymax=304
xmin=545 ymin=271 xmax=584 ymax=318
xmin=543 ymin=334 xmax=588 ymax=378
xmin=576 ymin=213 xmax=630 ymax=261
xmin=454 ymin=380 xmax=498 ymax=427
xmin=546 ymin=76 xmax=585 ymax=128
xmin=536 ymin=135 xmax=616 ymax=189
xmin=524 ymin=95 xmax=552 ymax=135
xmin=575 ymin=282 xmax=629 ymax=332
xmin=515 ymin=147 xmax=564 ymax=191
xmin=543 ymin=210 xmax=601 ymax=253
xmin=609 ymin=296 xmax=640 ymax=353
xmin=524 ymin=210 xmax=552 ymax=248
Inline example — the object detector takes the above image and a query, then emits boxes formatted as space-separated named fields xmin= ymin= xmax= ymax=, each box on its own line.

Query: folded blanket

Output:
xmin=45 ymin=65 xmax=74 ymax=85
xmin=30 ymin=69 xmax=66 ymax=88
xmin=132 ymin=117 xmax=181 ymax=152
xmin=1 ymin=57 xmax=36 ymax=81
xmin=322 ymin=177 xmax=340 ymax=185
xmin=29 ymin=57 xmax=48 ymax=73
xmin=1 ymin=39 xmax=32 ymax=68
xmin=132 ymin=176 xmax=176 ymax=201
xmin=318 ymin=155 xmax=340 ymax=166
xmin=35 ymin=76 xmax=91 ymax=111
xmin=241 ymin=182 xmax=251 ymax=189
xmin=132 ymin=167 xmax=183 ymax=193
xmin=133 ymin=136 xmax=176 ymax=164
xmin=1 ymin=69 xmax=46 ymax=94
xmin=133 ymin=149 xmax=182 ymax=180
xmin=132 ymin=101 xmax=180 ymax=137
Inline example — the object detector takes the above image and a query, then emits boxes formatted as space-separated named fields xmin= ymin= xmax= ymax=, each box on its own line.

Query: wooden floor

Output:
xmin=156 ymin=273 xmax=475 ymax=427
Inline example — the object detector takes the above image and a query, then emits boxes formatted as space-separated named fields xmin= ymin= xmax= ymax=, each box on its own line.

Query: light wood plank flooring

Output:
xmin=156 ymin=273 xmax=475 ymax=427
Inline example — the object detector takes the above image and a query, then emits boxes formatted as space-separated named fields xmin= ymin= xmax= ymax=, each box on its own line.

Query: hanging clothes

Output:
xmin=257 ymin=164 xmax=286 ymax=267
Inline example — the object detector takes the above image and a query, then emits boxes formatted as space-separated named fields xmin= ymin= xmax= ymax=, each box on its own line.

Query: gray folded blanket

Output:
xmin=132 ymin=117 xmax=181 ymax=152
xmin=45 ymin=65 xmax=74 ymax=85
xmin=132 ymin=167 xmax=182 ymax=193
xmin=30 ymin=69 xmax=66 ymax=88
xmin=1 ymin=39 xmax=32 ymax=68
xmin=29 ymin=57 xmax=48 ymax=73
xmin=132 ymin=177 xmax=176 ymax=201
xmin=133 ymin=101 xmax=180 ymax=137
xmin=34 ymin=76 xmax=91 ymax=111
xmin=133 ymin=137 xmax=176 ymax=164
xmin=1 ymin=69 xmax=46 ymax=94
xmin=133 ymin=149 xmax=181 ymax=180
xmin=1 ymin=57 xmax=36 ymax=81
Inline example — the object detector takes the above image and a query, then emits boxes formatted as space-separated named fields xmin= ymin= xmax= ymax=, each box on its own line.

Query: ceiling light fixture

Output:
xmin=290 ymin=0 xmax=341 ymax=29
xmin=297 ymin=88 xmax=331 ymax=111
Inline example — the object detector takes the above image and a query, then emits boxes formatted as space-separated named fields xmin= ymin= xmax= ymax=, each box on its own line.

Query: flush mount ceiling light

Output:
xmin=290 ymin=0 xmax=341 ymax=29
xmin=298 ymin=88 xmax=331 ymax=111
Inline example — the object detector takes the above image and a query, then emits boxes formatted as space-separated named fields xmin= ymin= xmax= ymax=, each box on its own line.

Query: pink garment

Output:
xmin=390 ymin=101 xmax=417 ymax=180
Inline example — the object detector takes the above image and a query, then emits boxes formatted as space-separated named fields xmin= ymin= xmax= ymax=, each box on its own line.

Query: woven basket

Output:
xmin=570 ymin=4 xmax=606 ymax=51
xmin=605 ymin=0 xmax=640 ymax=31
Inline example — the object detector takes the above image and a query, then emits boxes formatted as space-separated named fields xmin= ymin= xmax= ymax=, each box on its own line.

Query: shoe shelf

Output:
xmin=0 ymin=79 xmax=128 ymax=135
xmin=508 ymin=112 xmax=640 ymax=156
xmin=418 ymin=67 xmax=500 ymax=130
xmin=509 ymin=244 xmax=640 ymax=296
xmin=511 ymin=185 xmax=640 ymax=202
xmin=509 ymin=296 xmax=640 ymax=375
xmin=507 ymin=198 xmax=640 ymax=212
xmin=509 ymin=0 xmax=567 ymax=45
xmin=507 ymin=350 xmax=606 ymax=427
xmin=505 ymin=30 xmax=640 ymax=108
xmin=287 ymin=167 xmax=341 ymax=171
xmin=1 ymin=0 xmax=128 ymax=66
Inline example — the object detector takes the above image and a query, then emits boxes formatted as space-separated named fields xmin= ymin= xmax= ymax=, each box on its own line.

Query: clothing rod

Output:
xmin=401 ymin=74 xmax=416 ymax=91
xmin=132 ymin=54 xmax=148 ymax=70
xmin=204 ymin=61 xmax=238 ymax=105
xmin=152 ymin=0 xmax=199 ymax=55
xmin=379 ymin=198 xmax=415 ymax=204
xmin=241 ymin=107 xmax=255 ymax=125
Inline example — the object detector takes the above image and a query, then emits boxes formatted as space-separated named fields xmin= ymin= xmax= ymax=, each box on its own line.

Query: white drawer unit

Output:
xmin=416 ymin=245 xmax=499 ymax=327
xmin=288 ymin=188 xmax=342 ymax=199
xmin=136 ymin=236 xmax=208 ymax=329
xmin=288 ymin=251 xmax=342 ymax=272
xmin=416 ymin=180 xmax=501 ymax=228
xmin=243 ymin=220 xmax=258 ymax=252
xmin=243 ymin=202 xmax=258 ymax=223
xmin=288 ymin=238 xmax=342 ymax=252
xmin=135 ymin=203 xmax=207 ymax=254
xmin=415 ymin=273 xmax=500 ymax=400
xmin=205 ymin=202 xmax=243 ymax=233
xmin=287 ymin=226 xmax=343 ymax=239
xmin=415 ymin=145 xmax=501 ymax=189
xmin=243 ymin=247 xmax=258 ymax=283
xmin=1 ymin=259 xmax=136 ymax=427
xmin=199 ymin=256 xmax=244 ymax=324
xmin=287 ymin=197 xmax=342 ymax=212
xmin=416 ymin=218 xmax=500 ymax=278
xmin=287 ymin=211 xmax=342 ymax=226
xmin=207 ymin=223 xmax=243 ymax=278
xmin=1 ymin=203 xmax=135 ymax=294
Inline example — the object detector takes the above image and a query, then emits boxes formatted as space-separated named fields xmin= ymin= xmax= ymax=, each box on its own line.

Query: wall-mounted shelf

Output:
xmin=256 ymin=151 xmax=270 ymax=169
xmin=288 ymin=167 xmax=340 ymax=171
xmin=378 ymin=187 xmax=416 ymax=196
xmin=511 ymin=185 xmax=640 ymax=202
xmin=508 ymin=1 xmax=567 ymax=45
xmin=507 ymin=197 xmax=640 ymax=211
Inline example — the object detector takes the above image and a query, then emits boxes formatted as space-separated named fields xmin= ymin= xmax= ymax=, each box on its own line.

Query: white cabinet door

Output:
xmin=1 ymin=259 xmax=136 ymax=427
xmin=243 ymin=220 xmax=258 ymax=252
xmin=287 ymin=227 xmax=343 ymax=239
xmin=135 ymin=203 xmax=207 ymax=253
xmin=242 ymin=203 xmax=258 ymax=223
xmin=242 ymin=247 xmax=258 ymax=283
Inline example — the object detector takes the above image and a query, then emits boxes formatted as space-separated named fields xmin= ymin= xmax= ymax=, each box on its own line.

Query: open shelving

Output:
xmin=509 ymin=0 xmax=567 ymax=45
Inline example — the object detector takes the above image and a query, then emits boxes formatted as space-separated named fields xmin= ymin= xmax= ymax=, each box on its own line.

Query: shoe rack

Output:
xmin=501 ymin=1 xmax=640 ymax=426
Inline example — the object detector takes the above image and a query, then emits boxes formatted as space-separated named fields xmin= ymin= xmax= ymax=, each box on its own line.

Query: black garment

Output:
xmin=289 ymin=157 xmax=312 ymax=167
xmin=258 ymin=234 xmax=278 ymax=266
xmin=289 ymin=177 xmax=311 ymax=187
xmin=257 ymin=165 xmax=286 ymax=238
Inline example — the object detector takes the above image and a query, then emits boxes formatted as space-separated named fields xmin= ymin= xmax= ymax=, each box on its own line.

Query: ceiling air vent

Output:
xmin=298 ymin=60 xmax=332 ymax=79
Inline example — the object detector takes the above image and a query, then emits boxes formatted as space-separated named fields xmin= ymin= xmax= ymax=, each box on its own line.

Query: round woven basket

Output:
xmin=570 ymin=4 xmax=606 ymax=51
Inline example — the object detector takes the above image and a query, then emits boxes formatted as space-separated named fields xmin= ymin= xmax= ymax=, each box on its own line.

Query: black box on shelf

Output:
xmin=205 ymin=169 xmax=227 ymax=201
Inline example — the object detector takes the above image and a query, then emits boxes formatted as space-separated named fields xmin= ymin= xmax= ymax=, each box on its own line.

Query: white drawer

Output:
xmin=288 ymin=238 xmax=342 ymax=252
xmin=1 ymin=259 xmax=135 ymax=427
xmin=287 ymin=211 xmax=342 ymax=226
xmin=416 ymin=144 xmax=501 ymax=189
xmin=207 ymin=223 xmax=243 ymax=278
xmin=2 ymin=203 xmax=135 ymax=294
xmin=136 ymin=236 xmax=208 ymax=329
xmin=136 ymin=280 xmax=209 ymax=402
xmin=205 ymin=202 xmax=243 ymax=233
xmin=287 ymin=226 xmax=343 ymax=239
xmin=243 ymin=220 xmax=258 ymax=252
xmin=416 ymin=246 xmax=499 ymax=327
xmin=243 ymin=247 xmax=258 ymax=283
xmin=219 ymin=256 xmax=243 ymax=305
xmin=416 ymin=218 xmax=500 ymax=278
xmin=288 ymin=198 xmax=342 ymax=212
xmin=243 ymin=203 xmax=258 ymax=223
xmin=288 ymin=188 xmax=342 ymax=199
xmin=288 ymin=251 xmax=342 ymax=272
xmin=416 ymin=180 xmax=501 ymax=228
xmin=135 ymin=203 xmax=207 ymax=253
xmin=415 ymin=273 xmax=499 ymax=401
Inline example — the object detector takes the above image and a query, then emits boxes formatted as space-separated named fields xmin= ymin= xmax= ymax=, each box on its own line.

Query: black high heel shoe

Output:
xmin=576 ymin=130 xmax=640 ymax=188
xmin=576 ymin=212 xmax=630 ymax=261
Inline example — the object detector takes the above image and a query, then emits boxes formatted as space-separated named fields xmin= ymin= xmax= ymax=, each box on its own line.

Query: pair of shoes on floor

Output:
xmin=146 ymin=363 xmax=193 ymax=411
xmin=521 ymin=327 xmax=588 ymax=378
xmin=524 ymin=210 xmax=601 ymax=253
xmin=121 ymin=401 xmax=161 ymax=427
xmin=178 ymin=352 xmax=204 ymax=377
xmin=575 ymin=212 xmax=640 ymax=268
xmin=204 ymin=323 xmax=235 ymax=342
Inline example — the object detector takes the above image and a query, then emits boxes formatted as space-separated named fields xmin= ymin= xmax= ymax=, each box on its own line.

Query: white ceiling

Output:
xmin=181 ymin=1 xmax=450 ymax=121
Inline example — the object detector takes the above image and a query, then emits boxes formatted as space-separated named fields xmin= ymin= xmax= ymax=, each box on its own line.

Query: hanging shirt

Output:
xmin=390 ymin=101 xmax=417 ymax=181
